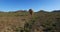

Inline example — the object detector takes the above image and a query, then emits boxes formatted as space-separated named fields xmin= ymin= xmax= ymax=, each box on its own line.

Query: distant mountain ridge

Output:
xmin=52 ymin=10 xmax=60 ymax=12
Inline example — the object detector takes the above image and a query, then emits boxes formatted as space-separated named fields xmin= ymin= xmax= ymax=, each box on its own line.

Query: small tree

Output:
xmin=28 ymin=9 xmax=33 ymax=16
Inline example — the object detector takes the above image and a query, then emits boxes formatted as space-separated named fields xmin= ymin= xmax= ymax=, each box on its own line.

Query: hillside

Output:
xmin=0 ymin=10 xmax=60 ymax=32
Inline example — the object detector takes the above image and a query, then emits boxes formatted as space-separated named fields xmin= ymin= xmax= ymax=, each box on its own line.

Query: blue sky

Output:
xmin=0 ymin=0 xmax=60 ymax=12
